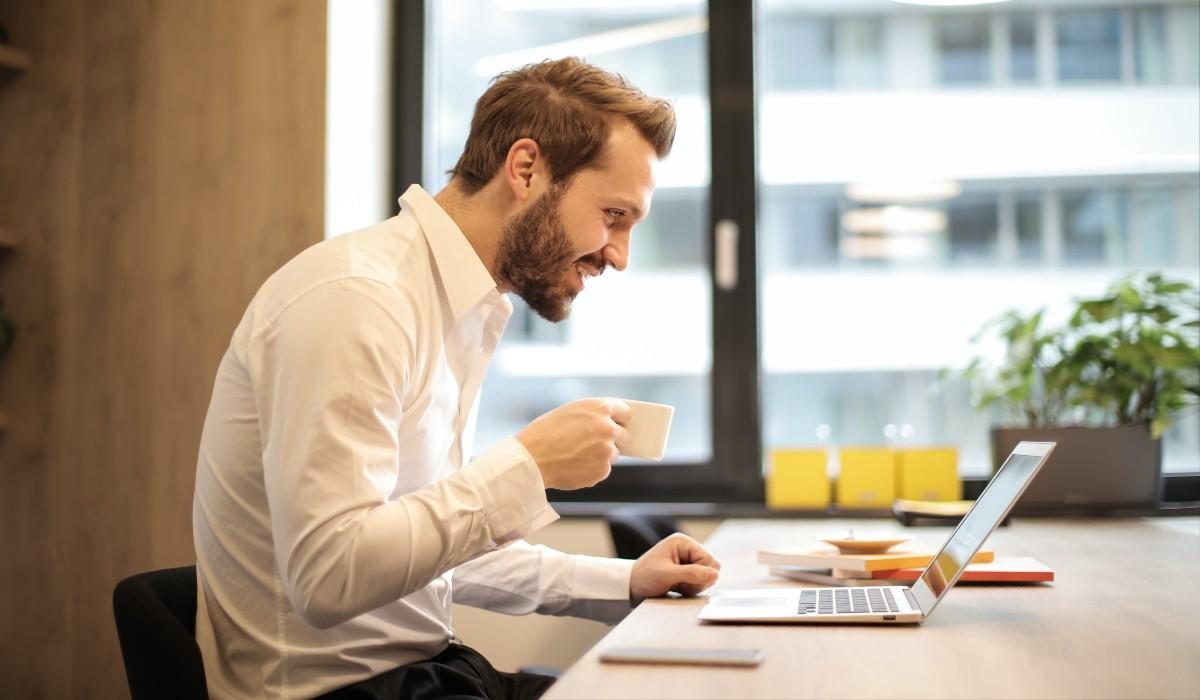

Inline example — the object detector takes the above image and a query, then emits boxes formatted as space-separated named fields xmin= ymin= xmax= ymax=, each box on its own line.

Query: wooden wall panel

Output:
xmin=0 ymin=0 xmax=325 ymax=696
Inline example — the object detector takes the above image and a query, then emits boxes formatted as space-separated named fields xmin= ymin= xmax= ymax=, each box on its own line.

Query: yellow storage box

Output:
xmin=766 ymin=448 xmax=829 ymax=509
xmin=836 ymin=447 xmax=897 ymax=509
xmin=896 ymin=447 xmax=961 ymax=501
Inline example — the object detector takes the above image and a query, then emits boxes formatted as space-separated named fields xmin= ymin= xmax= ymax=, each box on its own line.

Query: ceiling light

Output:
xmin=842 ymin=206 xmax=948 ymax=235
xmin=498 ymin=0 xmax=700 ymax=10
xmin=473 ymin=15 xmax=707 ymax=77
xmin=890 ymin=0 xmax=1012 ymax=6
xmin=846 ymin=180 xmax=962 ymax=204
xmin=840 ymin=234 xmax=937 ymax=260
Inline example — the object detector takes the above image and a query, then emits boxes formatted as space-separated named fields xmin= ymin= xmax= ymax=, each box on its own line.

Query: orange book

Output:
xmin=758 ymin=547 xmax=994 ymax=573
xmin=869 ymin=556 xmax=1054 ymax=582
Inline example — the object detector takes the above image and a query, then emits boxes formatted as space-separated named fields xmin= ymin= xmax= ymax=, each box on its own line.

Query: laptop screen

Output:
xmin=912 ymin=445 xmax=1052 ymax=612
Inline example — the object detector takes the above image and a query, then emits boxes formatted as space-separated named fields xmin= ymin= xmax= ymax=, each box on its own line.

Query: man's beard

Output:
xmin=497 ymin=185 xmax=600 ymax=323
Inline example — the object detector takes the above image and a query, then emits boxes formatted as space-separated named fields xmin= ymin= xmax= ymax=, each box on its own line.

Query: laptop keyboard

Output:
xmin=797 ymin=587 xmax=900 ymax=615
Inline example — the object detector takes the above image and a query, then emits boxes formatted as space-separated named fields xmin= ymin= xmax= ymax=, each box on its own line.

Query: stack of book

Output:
xmin=758 ymin=547 xmax=1054 ymax=586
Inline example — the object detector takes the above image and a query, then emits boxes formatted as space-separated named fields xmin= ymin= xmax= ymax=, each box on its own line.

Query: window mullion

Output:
xmin=708 ymin=0 xmax=762 ymax=501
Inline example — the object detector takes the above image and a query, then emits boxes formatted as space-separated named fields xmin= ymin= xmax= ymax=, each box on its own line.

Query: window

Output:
xmin=1007 ymin=13 xmax=1038 ymax=83
xmin=1056 ymin=9 xmax=1122 ymax=82
xmin=400 ymin=2 xmax=1200 ymax=500
xmin=1014 ymin=191 xmax=1042 ymax=262
xmin=764 ymin=15 xmax=834 ymax=90
xmin=416 ymin=0 xmax=760 ymax=502
xmin=1061 ymin=190 xmax=1123 ymax=263
xmin=946 ymin=193 xmax=999 ymax=262
xmin=1132 ymin=7 xmax=1169 ymax=84
xmin=938 ymin=14 xmax=992 ymax=84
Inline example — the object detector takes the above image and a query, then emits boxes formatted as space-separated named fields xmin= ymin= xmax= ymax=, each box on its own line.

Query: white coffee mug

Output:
xmin=619 ymin=399 xmax=675 ymax=461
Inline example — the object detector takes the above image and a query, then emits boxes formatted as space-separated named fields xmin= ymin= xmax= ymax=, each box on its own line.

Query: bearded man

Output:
xmin=192 ymin=57 xmax=721 ymax=700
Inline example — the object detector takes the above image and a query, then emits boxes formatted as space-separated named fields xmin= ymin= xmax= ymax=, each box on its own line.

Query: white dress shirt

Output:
xmin=193 ymin=185 xmax=634 ymax=699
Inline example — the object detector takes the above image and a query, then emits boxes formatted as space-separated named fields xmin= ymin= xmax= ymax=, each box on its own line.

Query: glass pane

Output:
xmin=764 ymin=15 xmax=834 ymax=90
xmin=947 ymin=192 xmax=999 ymax=262
xmin=1056 ymin=9 xmax=1122 ymax=82
xmin=1126 ymin=186 xmax=1175 ymax=265
xmin=938 ymin=15 xmax=992 ymax=84
xmin=426 ymin=0 xmax=712 ymax=463
xmin=1009 ymin=13 xmax=1037 ymax=83
xmin=836 ymin=17 xmax=885 ymax=89
xmin=1014 ymin=191 xmax=1042 ymax=262
xmin=759 ymin=189 xmax=840 ymax=268
xmin=758 ymin=1 xmax=1200 ymax=478
xmin=1173 ymin=5 xmax=1200 ymax=86
xmin=1133 ymin=8 xmax=1169 ymax=84
xmin=1061 ymin=190 xmax=1124 ymax=263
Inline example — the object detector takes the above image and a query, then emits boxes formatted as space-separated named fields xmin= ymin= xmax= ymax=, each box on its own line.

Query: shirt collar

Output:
xmin=399 ymin=184 xmax=499 ymax=322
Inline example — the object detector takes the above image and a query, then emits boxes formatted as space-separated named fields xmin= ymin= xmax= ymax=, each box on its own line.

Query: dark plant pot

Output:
xmin=990 ymin=425 xmax=1162 ymax=514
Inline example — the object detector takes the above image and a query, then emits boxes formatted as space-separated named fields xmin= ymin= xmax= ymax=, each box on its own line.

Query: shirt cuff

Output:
xmin=461 ymin=437 xmax=560 ymax=548
xmin=565 ymin=554 xmax=636 ymax=624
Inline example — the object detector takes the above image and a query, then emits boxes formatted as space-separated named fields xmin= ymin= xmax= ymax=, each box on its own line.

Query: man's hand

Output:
xmin=630 ymin=533 xmax=721 ymax=603
xmin=516 ymin=398 xmax=632 ymax=490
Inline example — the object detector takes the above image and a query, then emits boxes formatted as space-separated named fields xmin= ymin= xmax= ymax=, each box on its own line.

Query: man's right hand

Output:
xmin=516 ymin=398 xmax=632 ymax=490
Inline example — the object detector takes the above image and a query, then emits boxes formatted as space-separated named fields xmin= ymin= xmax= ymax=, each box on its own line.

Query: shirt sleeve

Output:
xmin=246 ymin=278 xmax=557 ymax=629
xmin=451 ymin=543 xmax=635 ymax=625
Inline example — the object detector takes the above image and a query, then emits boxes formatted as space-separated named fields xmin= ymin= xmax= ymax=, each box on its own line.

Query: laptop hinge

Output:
xmin=903 ymin=588 xmax=920 ymax=613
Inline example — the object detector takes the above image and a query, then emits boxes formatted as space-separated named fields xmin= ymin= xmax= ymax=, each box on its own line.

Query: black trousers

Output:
xmin=317 ymin=644 xmax=557 ymax=700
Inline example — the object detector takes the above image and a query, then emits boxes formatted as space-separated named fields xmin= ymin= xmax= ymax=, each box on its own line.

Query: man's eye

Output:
xmin=605 ymin=209 xmax=625 ymax=220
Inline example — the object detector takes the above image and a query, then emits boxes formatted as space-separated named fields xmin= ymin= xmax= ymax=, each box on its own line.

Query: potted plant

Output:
xmin=961 ymin=272 xmax=1200 ymax=512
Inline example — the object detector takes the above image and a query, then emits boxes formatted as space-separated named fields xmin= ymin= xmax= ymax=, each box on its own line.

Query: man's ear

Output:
xmin=503 ymin=137 xmax=546 ymax=202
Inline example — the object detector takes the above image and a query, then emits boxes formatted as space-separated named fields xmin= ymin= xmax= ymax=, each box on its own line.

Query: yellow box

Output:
xmin=766 ymin=449 xmax=829 ymax=509
xmin=836 ymin=447 xmax=897 ymax=508
xmin=896 ymin=447 xmax=961 ymax=501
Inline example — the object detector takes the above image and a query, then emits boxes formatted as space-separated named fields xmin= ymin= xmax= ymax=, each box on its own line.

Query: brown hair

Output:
xmin=449 ymin=57 xmax=676 ymax=194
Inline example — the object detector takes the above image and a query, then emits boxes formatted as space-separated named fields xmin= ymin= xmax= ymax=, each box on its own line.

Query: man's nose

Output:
xmin=603 ymin=232 xmax=630 ymax=272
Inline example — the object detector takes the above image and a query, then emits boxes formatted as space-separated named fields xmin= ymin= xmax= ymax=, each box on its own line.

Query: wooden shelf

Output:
xmin=0 ymin=45 xmax=31 ymax=72
xmin=0 ymin=228 xmax=18 ymax=251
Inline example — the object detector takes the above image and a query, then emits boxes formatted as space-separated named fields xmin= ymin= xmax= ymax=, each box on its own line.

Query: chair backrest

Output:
xmin=112 ymin=565 xmax=208 ymax=699
xmin=604 ymin=507 xmax=682 ymax=559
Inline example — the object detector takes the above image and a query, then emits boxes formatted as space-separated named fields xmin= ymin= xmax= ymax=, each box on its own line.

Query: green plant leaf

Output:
xmin=1116 ymin=283 xmax=1142 ymax=309
xmin=1157 ymin=281 xmax=1193 ymax=294
xmin=1150 ymin=344 xmax=1200 ymax=370
xmin=1079 ymin=299 xmax=1119 ymax=323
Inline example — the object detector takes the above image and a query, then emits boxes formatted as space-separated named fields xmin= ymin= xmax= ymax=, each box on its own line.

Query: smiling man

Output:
xmin=192 ymin=58 xmax=721 ymax=700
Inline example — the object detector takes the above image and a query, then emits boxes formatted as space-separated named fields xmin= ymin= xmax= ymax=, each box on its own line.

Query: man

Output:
xmin=193 ymin=57 xmax=721 ymax=699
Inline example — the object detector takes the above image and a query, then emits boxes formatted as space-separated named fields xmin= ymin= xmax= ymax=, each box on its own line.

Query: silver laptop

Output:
xmin=698 ymin=441 xmax=1056 ymax=624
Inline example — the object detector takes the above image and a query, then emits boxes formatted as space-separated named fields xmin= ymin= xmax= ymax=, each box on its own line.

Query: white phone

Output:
xmin=599 ymin=646 xmax=764 ymax=667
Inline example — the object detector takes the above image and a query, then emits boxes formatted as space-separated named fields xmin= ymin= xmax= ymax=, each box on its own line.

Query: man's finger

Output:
xmin=667 ymin=534 xmax=721 ymax=569
xmin=604 ymin=398 xmax=632 ymax=425
xmin=612 ymin=423 xmax=632 ymax=452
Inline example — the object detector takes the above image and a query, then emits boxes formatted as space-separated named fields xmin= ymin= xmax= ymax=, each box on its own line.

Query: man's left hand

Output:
xmin=629 ymin=533 xmax=721 ymax=603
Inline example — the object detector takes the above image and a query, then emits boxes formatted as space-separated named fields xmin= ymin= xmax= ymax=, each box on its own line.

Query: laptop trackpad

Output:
xmin=714 ymin=596 xmax=790 ymax=607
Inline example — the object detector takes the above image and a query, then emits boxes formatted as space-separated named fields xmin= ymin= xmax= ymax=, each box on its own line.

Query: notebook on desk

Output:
xmin=698 ymin=441 xmax=1056 ymax=624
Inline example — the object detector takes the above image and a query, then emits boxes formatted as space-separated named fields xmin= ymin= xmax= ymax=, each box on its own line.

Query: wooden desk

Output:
xmin=546 ymin=518 xmax=1200 ymax=699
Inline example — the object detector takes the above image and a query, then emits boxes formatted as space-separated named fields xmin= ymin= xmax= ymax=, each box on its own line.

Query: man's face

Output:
xmin=497 ymin=121 xmax=657 ymax=322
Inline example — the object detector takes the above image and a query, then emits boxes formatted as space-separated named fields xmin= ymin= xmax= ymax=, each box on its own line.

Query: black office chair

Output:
xmin=113 ymin=565 xmax=208 ymax=699
xmin=604 ymin=506 xmax=683 ymax=559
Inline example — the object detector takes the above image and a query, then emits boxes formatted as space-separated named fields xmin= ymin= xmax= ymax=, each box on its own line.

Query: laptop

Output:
xmin=698 ymin=441 xmax=1056 ymax=624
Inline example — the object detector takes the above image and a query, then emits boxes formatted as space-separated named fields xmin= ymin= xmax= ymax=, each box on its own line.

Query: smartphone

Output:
xmin=598 ymin=646 xmax=764 ymax=667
